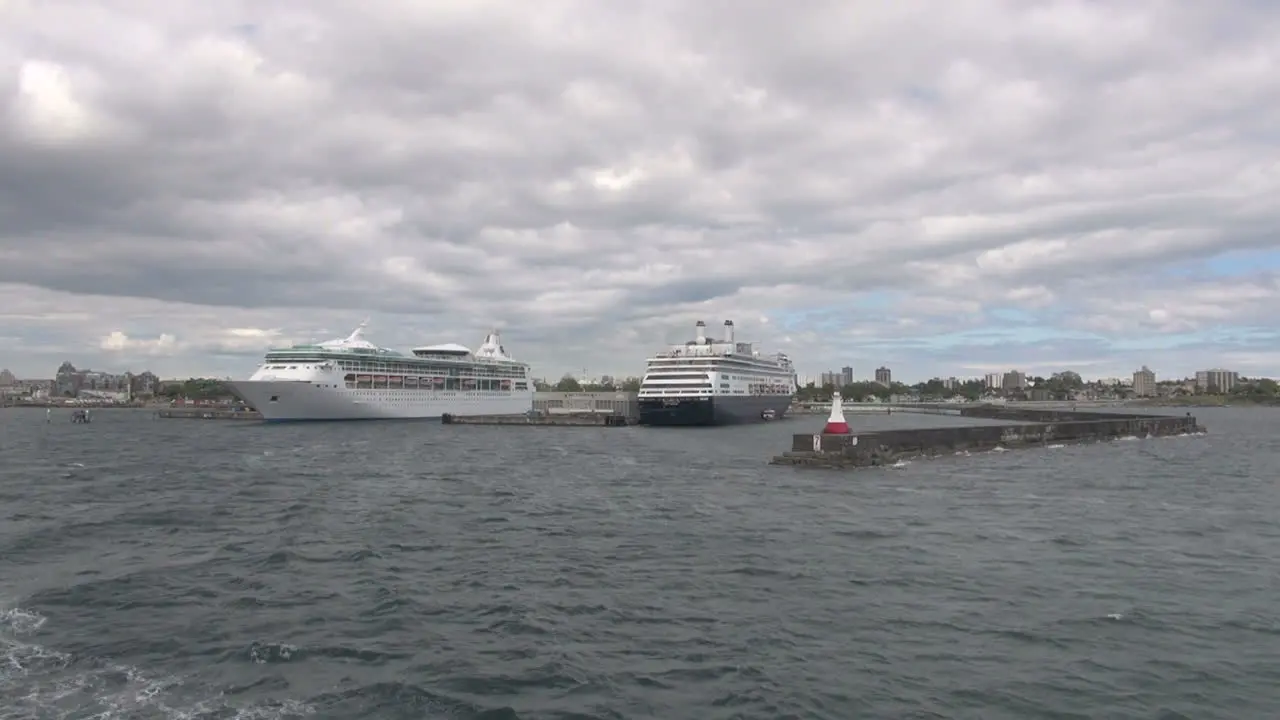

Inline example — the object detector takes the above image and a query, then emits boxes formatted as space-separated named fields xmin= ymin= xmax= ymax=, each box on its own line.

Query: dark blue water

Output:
xmin=2 ymin=406 xmax=1277 ymax=719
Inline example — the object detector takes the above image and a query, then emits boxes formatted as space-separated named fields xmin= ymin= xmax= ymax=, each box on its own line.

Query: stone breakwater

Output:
xmin=771 ymin=406 xmax=1205 ymax=469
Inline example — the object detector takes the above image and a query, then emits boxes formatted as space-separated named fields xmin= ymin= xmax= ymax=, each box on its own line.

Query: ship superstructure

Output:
xmin=637 ymin=320 xmax=797 ymax=426
xmin=225 ymin=322 xmax=533 ymax=421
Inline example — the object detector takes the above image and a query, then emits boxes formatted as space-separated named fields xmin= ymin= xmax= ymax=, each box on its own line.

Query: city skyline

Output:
xmin=2 ymin=3 xmax=1278 ymax=383
xmin=0 ymin=355 xmax=1269 ymax=389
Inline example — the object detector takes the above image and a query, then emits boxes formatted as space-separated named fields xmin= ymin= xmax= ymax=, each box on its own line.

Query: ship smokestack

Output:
xmin=695 ymin=320 xmax=706 ymax=344
xmin=723 ymin=320 xmax=734 ymax=345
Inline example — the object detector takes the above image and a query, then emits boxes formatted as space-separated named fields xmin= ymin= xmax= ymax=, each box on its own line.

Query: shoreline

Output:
xmin=1127 ymin=398 xmax=1279 ymax=409
xmin=0 ymin=402 xmax=236 ymax=410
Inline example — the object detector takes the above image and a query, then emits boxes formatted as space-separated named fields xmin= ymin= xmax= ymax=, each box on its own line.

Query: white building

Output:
xmin=1195 ymin=368 xmax=1238 ymax=393
xmin=1133 ymin=366 xmax=1156 ymax=397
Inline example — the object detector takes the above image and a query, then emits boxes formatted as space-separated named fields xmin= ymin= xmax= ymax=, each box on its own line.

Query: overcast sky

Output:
xmin=1 ymin=0 xmax=1277 ymax=383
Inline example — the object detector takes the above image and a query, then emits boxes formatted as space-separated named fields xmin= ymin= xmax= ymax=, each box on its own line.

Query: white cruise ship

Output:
xmin=225 ymin=323 xmax=533 ymax=421
xmin=637 ymin=320 xmax=797 ymax=426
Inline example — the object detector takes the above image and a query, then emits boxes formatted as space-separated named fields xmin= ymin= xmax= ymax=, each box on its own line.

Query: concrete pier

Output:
xmin=771 ymin=406 xmax=1205 ymax=469
xmin=442 ymin=412 xmax=633 ymax=427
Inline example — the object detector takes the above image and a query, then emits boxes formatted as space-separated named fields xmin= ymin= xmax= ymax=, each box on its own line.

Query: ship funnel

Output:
xmin=723 ymin=320 xmax=734 ymax=345
xmin=477 ymin=328 xmax=508 ymax=357
xmin=695 ymin=320 xmax=706 ymax=344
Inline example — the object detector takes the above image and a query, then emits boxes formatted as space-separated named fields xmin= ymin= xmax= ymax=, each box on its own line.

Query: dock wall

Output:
xmin=775 ymin=407 xmax=1203 ymax=469
xmin=442 ymin=412 xmax=632 ymax=427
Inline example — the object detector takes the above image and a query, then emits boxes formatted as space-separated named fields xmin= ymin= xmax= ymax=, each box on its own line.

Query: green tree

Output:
xmin=912 ymin=378 xmax=956 ymax=399
xmin=158 ymin=378 xmax=233 ymax=400
xmin=554 ymin=374 xmax=582 ymax=392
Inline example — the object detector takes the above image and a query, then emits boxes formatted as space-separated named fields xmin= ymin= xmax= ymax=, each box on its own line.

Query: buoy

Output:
xmin=823 ymin=391 xmax=850 ymax=434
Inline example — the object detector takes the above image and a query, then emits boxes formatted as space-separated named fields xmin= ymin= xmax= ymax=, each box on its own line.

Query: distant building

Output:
xmin=534 ymin=391 xmax=637 ymax=419
xmin=841 ymin=366 xmax=853 ymax=386
xmin=1133 ymin=365 xmax=1156 ymax=397
xmin=0 ymin=368 xmax=15 ymax=386
xmin=942 ymin=376 xmax=958 ymax=390
xmin=52 ymin=362 xmax=156 ymax=400
xmin=985 ymin=372 xmax=1003 ymax=390
xmin=128 ymin=371 xmax=160 ymax=397
xmin=1002 ymin=370 xmax=1027 ymax=390
xmin=875 ymin=366 xmax=891 ymax=386
xmin=1195 ymin=368 xmax=1238 ymax=393
xmin=819 ymin=371 xmax=841 ymax=387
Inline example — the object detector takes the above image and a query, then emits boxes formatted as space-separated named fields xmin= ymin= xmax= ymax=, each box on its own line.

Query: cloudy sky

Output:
xmin=1 ymin=0 xmax=1277 ymax=383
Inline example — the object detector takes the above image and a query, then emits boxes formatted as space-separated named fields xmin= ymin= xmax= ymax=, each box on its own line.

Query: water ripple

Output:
xmin=1 ymin=407 xmax=1278 ymax=718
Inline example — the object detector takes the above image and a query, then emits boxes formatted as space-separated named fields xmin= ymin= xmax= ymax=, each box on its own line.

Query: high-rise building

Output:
xmin=985 ymin=372 xmax=1003 ymax=389
xmin=1195 ymin=368 xmax=1238 ymax=393
xmin=1002 ymin=370 xmax=1027 ymax=390
xmin=841 ymin=366 xmax=853 ymax=386
xmin=1133 ymin=365 xmax=1156 ymax=397
xmin=875 ymin=366 xmax=891 ymax=385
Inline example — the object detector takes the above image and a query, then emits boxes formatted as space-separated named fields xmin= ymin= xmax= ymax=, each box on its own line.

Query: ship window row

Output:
xmin=647 ymin=359 xmax=790 ymax=372
xmin=747 ymin=383 xmax=793 ymax=394
xmin=646 ymin=368 xmax=791 ymax=379
xmin=263 ymin=356 xmax=526 ymax=378
xmin=339 ymin=363 xmax=524 ymax=378
xmin=649 ymin=354 xmax=787 ymax=364
xmin=643 ymin=373 xmax=710 ymax=381
xmin=639 ymin=382 xmax=713 ymax=389
xmin=343 ymin=375 xmax=528 ymax=392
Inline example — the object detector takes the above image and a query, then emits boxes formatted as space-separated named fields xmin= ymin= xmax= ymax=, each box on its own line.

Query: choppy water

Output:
xmin=1 ymin=406 xmax=1277 ymax=719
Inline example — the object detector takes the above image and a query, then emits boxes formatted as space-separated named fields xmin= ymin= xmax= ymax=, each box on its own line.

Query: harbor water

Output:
xmin=1 ymin=407 xmax=1277 ymax=719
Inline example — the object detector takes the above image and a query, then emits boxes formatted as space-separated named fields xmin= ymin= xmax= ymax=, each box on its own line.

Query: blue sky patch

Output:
xmin=986 ymin=307 xmax=1038 ymax=324
xmin=1160 ymin=249 xmax=1280 ymax=279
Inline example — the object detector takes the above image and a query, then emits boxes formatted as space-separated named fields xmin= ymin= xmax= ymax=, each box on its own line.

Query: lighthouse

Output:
xmin=823 ymin=391 xmax=850 ymax=434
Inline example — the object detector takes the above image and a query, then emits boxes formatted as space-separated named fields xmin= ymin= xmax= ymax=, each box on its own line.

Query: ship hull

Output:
xmin=225 ymin=380 xmax=534 ymax=422
xmin=638 ymin=395 xmax=793 ymax=427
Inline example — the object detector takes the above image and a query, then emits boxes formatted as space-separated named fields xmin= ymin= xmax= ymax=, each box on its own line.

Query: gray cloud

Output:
xmin=2 ymin=0 xmax=1279 ymax=381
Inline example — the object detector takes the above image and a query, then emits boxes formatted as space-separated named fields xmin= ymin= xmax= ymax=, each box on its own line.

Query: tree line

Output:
xmin=156 ymin=378 xmax=233 ymax=400
xmin=539 ymin=376 xmax=643 ymax=393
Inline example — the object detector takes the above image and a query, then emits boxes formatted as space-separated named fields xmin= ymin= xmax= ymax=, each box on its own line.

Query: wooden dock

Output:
xmin=157 ymin=407 xmax=263 ymax=420
xmin=442 ymin=412 xmax=633 ymax=427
